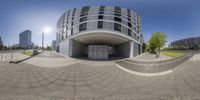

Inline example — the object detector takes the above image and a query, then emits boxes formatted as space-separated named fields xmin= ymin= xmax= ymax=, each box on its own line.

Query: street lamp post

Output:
xmin=42 ymin=32 xmax=44 ymax=52
xmin=42 ymin=27 xmax=52 ymax=52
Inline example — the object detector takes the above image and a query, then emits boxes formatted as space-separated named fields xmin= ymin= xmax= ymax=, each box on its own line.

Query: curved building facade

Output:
xmin=56 ymin=6 xmax=144 ymax=60
xmin=171 ymin=37 xmax=200 ymax=47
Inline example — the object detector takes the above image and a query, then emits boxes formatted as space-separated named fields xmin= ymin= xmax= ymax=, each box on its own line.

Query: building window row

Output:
xmin=114 ymin=17 xmax=121 ymax=22
xmin=66 ymin=21 xmax=140 ymax=39
xmin=99 ymin=6 xmax=105 ymax=14
xmin=98 ymin=21 xmax=103 ymax=28
xmin=79 ymin=23 xmax=87 ymax=31
xmin=80 ymin=6 xmax=90 ymax=17
xmin=114 ymin=23 xmax=121 ymax=32
xmin=80 ymin=17 xmax=87 ymax=22
xmin=98 ymin=15 xmax=103 ymax=19
xmin=114 ymin=6 xmax=121 ymax=17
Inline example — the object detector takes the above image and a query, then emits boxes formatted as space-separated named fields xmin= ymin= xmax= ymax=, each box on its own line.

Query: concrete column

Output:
xmin=129 ymin=41 xmax=134 ymax=57
xmin=68 ymin=39 xmax=73 ymax=57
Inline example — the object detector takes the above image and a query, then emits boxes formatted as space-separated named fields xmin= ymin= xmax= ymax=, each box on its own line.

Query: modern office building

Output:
xmin=19 ymin=30 xmax=34 ymax=49
xmin=56 ymin=6 xmax=144 ymax=60
xmin=171 ymin=37 xmax=200 ymax=47
xmin=51 ymin=40 xmax=56 ymax=51
xmin=0 ymin=36 xmax=3 ymax=46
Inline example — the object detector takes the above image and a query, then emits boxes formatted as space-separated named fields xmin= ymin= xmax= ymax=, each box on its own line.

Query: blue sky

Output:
xmin=0 ymin=0 xmax=200 ymax=47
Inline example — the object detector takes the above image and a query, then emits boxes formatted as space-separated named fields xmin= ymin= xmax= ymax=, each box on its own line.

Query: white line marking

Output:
xmin=116 ymin=64 xmax=173 ymax=77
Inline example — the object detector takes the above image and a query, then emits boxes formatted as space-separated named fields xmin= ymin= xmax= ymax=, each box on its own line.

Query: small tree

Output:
xmin=149 ymin=32 xmax=167 ymax=57
xmin=0 ymin=45 xmax=3 ymax=50
xmin=144 ymin=43 xmax=149 ymax=52
xmin=46 ymin=46 xmax=52 ymax=51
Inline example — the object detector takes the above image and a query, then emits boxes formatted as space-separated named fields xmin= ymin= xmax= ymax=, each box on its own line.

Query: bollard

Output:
xmin=11 ymin=53 xmax=13 ymax=60
xmin=1 ymin=54 xmax=4 ymax=61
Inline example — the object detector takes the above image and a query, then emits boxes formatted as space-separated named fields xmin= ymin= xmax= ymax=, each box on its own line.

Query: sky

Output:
xmin=0 ymin=0 xmax=200 ymax=47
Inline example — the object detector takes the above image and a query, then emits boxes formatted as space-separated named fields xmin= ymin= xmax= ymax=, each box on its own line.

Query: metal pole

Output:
xmin=1 ymin=54 xmax=4 ymax=61
xmin=42 ymin=32 xmax=44 ymax=52
xmin=11 ymin=53 xmax=13 ymax=60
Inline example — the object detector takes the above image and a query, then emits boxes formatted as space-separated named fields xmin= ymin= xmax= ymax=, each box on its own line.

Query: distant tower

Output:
xmin=51 ymin=40 xmax=56 ymax=51
xmin=19 ymin=30 xmax=33 ymax=49
xmin=0 ymin=36 xmax=3 ymax=45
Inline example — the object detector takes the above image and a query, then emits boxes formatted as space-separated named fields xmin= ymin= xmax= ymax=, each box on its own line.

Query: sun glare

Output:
xmin=43 ymin=27 xmax=52 ymax=33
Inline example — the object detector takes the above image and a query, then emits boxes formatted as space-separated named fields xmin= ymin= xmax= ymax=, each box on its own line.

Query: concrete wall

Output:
xmin=58 ymin=39 xmax=70 ymax=56
xmin=70 ymin=40 xmax=87 ymax=57
xmin=117 ymin=41 xmax=130 ymax=57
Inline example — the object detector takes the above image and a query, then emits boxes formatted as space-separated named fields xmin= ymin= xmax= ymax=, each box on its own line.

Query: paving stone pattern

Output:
xmin=0 ymin=59 xmax=200 ymax=100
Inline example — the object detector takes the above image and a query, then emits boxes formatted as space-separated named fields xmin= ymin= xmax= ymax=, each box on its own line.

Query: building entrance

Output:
xmin=88 ymin=45 xmax=109 ymax=60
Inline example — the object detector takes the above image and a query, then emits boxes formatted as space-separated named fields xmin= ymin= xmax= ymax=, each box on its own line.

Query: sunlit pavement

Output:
xmin=0 ymin=51 xmax=200 ymax=100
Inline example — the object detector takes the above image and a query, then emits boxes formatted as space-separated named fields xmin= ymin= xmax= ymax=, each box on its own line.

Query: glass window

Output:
xmin=128 ymin=22 xmax=132 ymax=28
xmin=79 ymin=23 xmax=87 ymax=31
xmin=71 ymin=22 xmax=73 ymax=26
xmin=128 ymin=18 xmax=131 ymax=22
xmin=114 ymin=23 xmax=121 ymax=31
xmin=98 ymin=21 xmax=103 ymax=28
xmin=128 ymin=29 xmax=132 ymax=36
xmin=127 ymin=9 xmax=131 ymax=17
xmin=71 ymin=28 xmax=73 ymax=35
xmin=80 ymin=17 xmax=87 ymax=22
xmin=98 ymin=15 xmax=103 ymax=19
xmin=115 ymin=6 xmax=121 ymax=13
xmin=114 ymin=6 xmax=121 ymax=17
xmin=82 ymin=6 xmax=90 ymax=12
xmin=80 ymin=13 xmax=88 ymax=17
xmin=99 ymin=6 xmax=105 ymax=11
xmin=72 ymin=8 xmax=76 ymax=16
xmin=80 ymin=6 xmax=90 ymax=17
xmin=114 ymin=17 xmax=121 ymax=22
xmin=114 ymin=13 xmax=121 ymax=17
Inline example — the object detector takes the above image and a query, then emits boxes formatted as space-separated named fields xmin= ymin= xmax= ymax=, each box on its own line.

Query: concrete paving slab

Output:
xmin=0 ymin=51 xmax=200 ymax=99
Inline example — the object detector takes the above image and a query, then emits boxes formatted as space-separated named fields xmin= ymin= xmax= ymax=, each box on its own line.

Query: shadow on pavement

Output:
xmin=9 ymin=52 xmax=42 ymax=64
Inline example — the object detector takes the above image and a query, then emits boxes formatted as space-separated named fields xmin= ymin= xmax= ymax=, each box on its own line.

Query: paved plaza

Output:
xmin=0 ymin=51 xmax=200 ymax=100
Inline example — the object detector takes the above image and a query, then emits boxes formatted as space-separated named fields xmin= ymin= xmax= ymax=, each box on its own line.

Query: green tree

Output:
xmin=46 ymin=46 xmax=52 ymax=51
xmin=149 ymin=32 xmax=167 ymax=57
xmin=0 ymin=45 xmax=3 ymax=50
xmin=144 ymin=42 xmax=149 ymax=52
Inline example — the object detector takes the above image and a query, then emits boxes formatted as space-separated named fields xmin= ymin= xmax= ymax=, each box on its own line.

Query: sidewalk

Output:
xmin=0 ymin=52 xmax=29 ymax=61
xmin=130 ymin=52 xmax=172 ymax=61
xmin=24 ymin=51 xmax=80 ymax=67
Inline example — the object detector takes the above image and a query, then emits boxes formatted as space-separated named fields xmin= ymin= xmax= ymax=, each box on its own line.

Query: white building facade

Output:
xmin=56 ymin=6 xmax=144 ymax=60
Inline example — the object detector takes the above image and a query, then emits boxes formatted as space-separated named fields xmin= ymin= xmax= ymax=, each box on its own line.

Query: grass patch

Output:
xmin=161 ymin=51 xmax=183 ymax=58
xmin=22 ymin=51 xmax=33 ymax=56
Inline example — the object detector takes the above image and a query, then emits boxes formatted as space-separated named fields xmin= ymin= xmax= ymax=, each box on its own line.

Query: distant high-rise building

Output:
xmin=51 ymin=40 xmax=56 ymax=51
xmin=0 ymin=36 xmax=3 ymax=46
xmin=19 ymin=30 xmax=34 ymax=49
